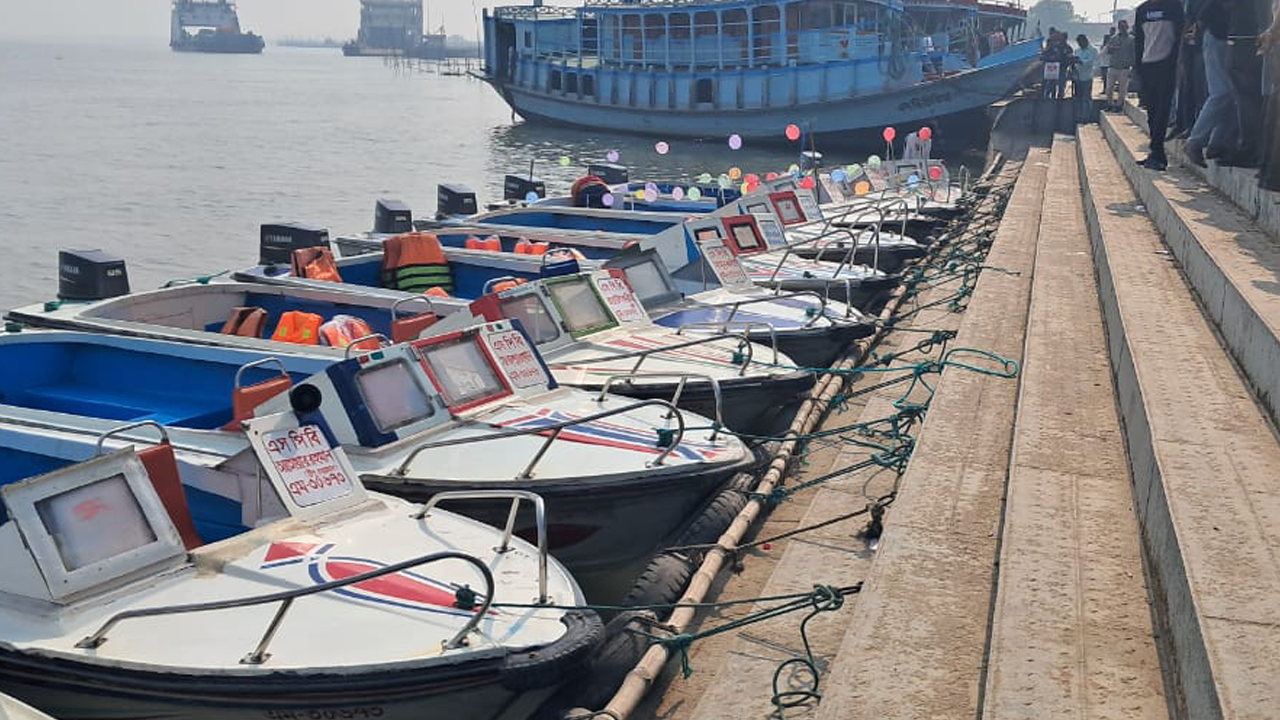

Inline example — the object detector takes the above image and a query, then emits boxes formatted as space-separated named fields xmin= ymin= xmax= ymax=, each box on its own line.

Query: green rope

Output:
xmin=163 ymin=269 xmax=229 ymax=288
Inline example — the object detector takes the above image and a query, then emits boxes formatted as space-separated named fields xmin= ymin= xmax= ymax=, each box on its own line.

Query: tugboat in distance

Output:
xmin=170 ymin=0 xmax=266 ymax=54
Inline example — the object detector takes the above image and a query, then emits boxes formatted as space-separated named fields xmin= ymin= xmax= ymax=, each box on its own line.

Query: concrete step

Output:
xmin=1117 ymin=101 xmax=1280 ymax=242
xmin=1077 ymin=124 xmax=1280 ymax=720
xmin=812 ymin=147 xmax=1050 ymax=720
xmin=980 ymin=134 xmax=1167 ymax=719
xmin=1099 ymin=108 xmax=1280 ymax=429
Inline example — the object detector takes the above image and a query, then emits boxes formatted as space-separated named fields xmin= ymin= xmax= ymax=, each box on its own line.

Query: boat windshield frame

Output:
xmin=541 ymin=275 xmax=621 ymax=338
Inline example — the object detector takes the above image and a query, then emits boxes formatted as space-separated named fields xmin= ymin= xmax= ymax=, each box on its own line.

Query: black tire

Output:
xmin=673 ymin=486 xmax=750 ymax=550
xmin=534 ymin=611 xmax=659 ymax=718
xmin=500 ymin=611 xmax=605 ymax=692
xmin=619 ymin=552 xmax=695 ymax=611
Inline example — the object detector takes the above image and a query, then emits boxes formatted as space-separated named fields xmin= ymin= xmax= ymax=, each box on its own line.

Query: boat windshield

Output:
xmin=546 ymin=278 xmax=618 ymax=337
xmin=356 ymin=359 xmax=436 ymax=433
xmin=621 ymin=260 xmax=673 ymax=303
xmin=36 ymin=474 xmax=158 ymax=571
xmin=730 ymin=222 xmax=765 ymax=251
xmin=419 ymin=336 xmax=509 ymax=409
xmin=500 ymin=294 xmax=562 ymax=344
xmin=695 ymin=226 xmax=724 ymax=242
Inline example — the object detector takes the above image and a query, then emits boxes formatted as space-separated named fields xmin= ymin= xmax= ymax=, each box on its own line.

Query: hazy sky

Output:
xmin=0 ymin=0 xmax=1127 ymax=40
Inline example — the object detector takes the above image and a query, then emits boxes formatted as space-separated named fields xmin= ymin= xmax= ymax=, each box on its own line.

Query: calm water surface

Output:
xmin=0 ymin=38 xmax=983 ymax=310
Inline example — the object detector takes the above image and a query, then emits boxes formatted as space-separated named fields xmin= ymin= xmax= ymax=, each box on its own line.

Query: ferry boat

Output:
xmin=479 ymin=0 xmax=1040 ymax=140
xmin=170 ymin=0 xmax=265 ymax=54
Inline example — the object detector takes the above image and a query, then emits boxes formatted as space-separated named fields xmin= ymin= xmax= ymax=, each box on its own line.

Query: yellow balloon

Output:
xmin=855 ymin=181 xmax=871 ymax=196
xmin=634 ymin=189 xmax=647 ymax=199
xmin=729 ymin=166 xmax=743 ymax=181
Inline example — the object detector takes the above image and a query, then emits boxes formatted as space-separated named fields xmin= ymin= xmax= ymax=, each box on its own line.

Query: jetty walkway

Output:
xmin=611 ymin=103 xmax=1280 ymax=720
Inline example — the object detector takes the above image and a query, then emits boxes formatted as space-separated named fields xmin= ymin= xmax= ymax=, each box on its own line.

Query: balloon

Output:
xmin=741 ymin=181 xmax=752 ymax=194
xmin=919 ymin=127 xmax=933 ymax=141
xmin=645 ymin=181 xmax=659 ymax=194
xmin=929 ymin=166 xmax=943 ymax=180
xmin=602 ymin=193 xmax=616 ymax=207
xmin=634 ymin=189 xmax=647 ymax=200
xmin=744 ymin=173 xmax=759 ymax=184
xmin=655 ymin=141 xmax=670 ymax=155
xmin=688 ymin=187 xmax=703 ymax=201
xmin=728 ymin=167 xmax=743 ymax=181
xmin=525 ymin=191 xmax=540 ymax=203
xmin=699 ymin=172 xmax=713 ymax=184
xmin=765 ymin=172 xmax=779 ymax=181
xmin=718 ymin=174 xmax=733 ymax=189
xmin=785 ymin=124 xmax=802 ymax=142
xmin=559 ymin=156 xmax=572 ymax=167
xmin=607 ymin=150 xmax=620 ymax=163
xmin=847 ymin=163 xmax=862 ymax=176
xmin=728 ymin=134 xmax=743 ymax=150
xmin=831 ymin=169 xmax=848 ymax=183
xmin=644 ymin=188 xmax=659 ymax=202
xmin=672 ymin=186 xmax=685 ymax=201
xmin=867 ymin=155 xmax=882 ymax=168
xmin=907 ymin=173 xmax=920 ymax=186
xmin=882 ymin=127 xmax=896 ymax=143
xmin=788 ymin=163 xmax=801 ymax=176
xmin=855 ymin=181 xmax=871 ymax=196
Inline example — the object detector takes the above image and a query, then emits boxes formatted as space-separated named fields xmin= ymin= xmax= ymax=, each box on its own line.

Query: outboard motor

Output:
xmin=504 ymin=175 xmax=546 ymax=202
xmin=437 ymin=184 xmax=478 ymax=218
xmin=57 ymin=249 xmax=130 ymax=301
xmin=588 ymin=163 xmax=628 ymax=186
xmin=374 ymin=199 xmax=413 ymax=234
xmin=259 ymin=223 xmax=330 ymax=265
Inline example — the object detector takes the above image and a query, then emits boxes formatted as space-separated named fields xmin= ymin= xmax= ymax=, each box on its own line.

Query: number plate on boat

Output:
xmin=697 ymin=241 xmax=755 ymax=291
xmin=262 ymin=426 xmax=355 ymax=507
xmin=596 ymin=277 xmax=646 ymax=324
xmin=797 ymin=192 xmax=822 ymax=221
xmin=486 ymin=329 xmax=548 ymax=389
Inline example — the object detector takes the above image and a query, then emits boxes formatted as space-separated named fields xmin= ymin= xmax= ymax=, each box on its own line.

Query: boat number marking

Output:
xmin=263 ymin=426 xmax=355 ymax=507
xmin=264 ymin=708 xmax=385 ymax=720
xmin=796 ymin=193 xmax=822 ymax=221
xmin=698 ymin=242 xmax=753 ymax=290
xmin=487 ymin=329 xmax=547 ymax=388
xmin=596 ymin=277 xmax=645 ymax=323
xmin=754 ymin=217 xmax=789 ymax=250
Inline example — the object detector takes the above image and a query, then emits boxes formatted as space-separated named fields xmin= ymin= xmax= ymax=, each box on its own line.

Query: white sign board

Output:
xmin=261 ymin=426 xmax=356 ymax=508
xmin=485 ymin=328 xmax=548 ymax=389
xmin=755 ymin=216 xmax=789 ymax=250
xmin=697 ymin=239 xmax=756 ymax=292
xmin=595 ymin=276 xmax=647 ymax=324
xmin=796 ymin=191 xmax=823 ymax=222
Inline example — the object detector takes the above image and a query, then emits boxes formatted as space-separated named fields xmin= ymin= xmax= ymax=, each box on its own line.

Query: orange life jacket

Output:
xmin=319 ymin=315 xmax=379 ymax=350
xmin=381 ymin=232 xmax=453 ymax=293
xmin=291 ymin=247 xmax=342 ymax=283
xmin=492 ymin=279 xmax=528 ymax=293
xmin=425 ymin=287 xmax=450 ymax=298
xmin=219 ymin=307 xmax=268 ymax=338
xmin=272 ymin=311 xmax=323 ymax=345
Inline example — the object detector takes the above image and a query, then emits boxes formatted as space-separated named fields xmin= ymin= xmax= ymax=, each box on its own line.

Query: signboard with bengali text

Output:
xmin=262 ymin=426 xmax=354 ymax=508
xmin=485 ymin=328 xmax=548 ymax=389
xmin=595 ymin=276 xmax=647 ymax=324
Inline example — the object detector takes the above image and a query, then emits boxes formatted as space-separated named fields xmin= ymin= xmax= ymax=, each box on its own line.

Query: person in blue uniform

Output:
xmin=1135 ymin=0 xmax=1186 ymax=169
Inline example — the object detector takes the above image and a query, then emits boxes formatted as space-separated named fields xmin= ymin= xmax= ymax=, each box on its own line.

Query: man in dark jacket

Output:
xmin=1135 ymin=0 xmax=1186 ymax=169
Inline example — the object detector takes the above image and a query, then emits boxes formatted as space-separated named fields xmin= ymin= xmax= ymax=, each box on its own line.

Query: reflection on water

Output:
xmin=0 ymin=37 xmax=984 ymax=311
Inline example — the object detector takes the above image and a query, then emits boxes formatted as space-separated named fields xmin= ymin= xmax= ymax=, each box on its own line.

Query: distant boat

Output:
xmin=479 ymin=0 xmax=1040 ymax=140
xmin=170 ymin=0 xmax=265 ymax=54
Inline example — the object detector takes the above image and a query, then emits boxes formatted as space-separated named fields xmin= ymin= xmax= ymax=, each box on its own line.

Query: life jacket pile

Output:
xmin=291 ymin=247 xmax=343 ymax=283
xmin=464 ymin=235 xmax=503 ymax=251
xmin=319 ymin=314 xmax=380 ymax=351
xmin=382 ymin=232 xmax=453 ymax=295
xmin=272 ymin=311 xmax=324 ymax=345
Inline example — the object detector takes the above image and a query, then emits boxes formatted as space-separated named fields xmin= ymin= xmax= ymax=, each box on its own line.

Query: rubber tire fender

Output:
xmin=671 ymin=473 xmax=757 ymax=550
xmin=535 ymin=610 xmax=660 ymax=717
xmin=501 ymin=610 xmax=605 ymax=692
xmin=619 ymin=552 xmax=695 ymax=611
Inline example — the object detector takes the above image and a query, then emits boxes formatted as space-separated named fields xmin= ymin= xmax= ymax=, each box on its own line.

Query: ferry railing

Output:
xmin=568 ymin=330 xmax=756 ymax=376
xmin=677 ymin=321 xmax=778 ymax=364
xmin=75 ymin=551 xmax=496 ymax=661
xmin=392 ymin=398 xmax=688 ymax=478
xmin=413 ymin=490 xmax=549 ymax=605
xmin=594 ymin=373 xmax=722 ymax=441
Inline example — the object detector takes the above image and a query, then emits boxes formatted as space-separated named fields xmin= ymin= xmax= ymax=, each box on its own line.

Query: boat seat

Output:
xmin=137 ymin=442 xmax=203 ymax=550
xmin=16 ymin=384 xmax=221 ymax=428
xmin=220 ymin=307 xmax=268 ymax=338
xmin=223 ymin=374 xmax=293 ymax=430
xmin=391 ymin=312 xmax=439 ymax=343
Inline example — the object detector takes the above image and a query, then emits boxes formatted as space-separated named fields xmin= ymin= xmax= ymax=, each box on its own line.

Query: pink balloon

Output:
xmin=728 ymin=134 xmax=743 ymax=150
xmin=799 ymin=176 xmax=816 ymax=190
xmin=883 ymin=127 xmax=897 ymax=143
xmin=919 ymin=126 xmax=933 ymax=141
xmin=765 ymin=172 xmax=779 ymax=181
xmin=785 ymin=124 xmax=801 ymax=142
xmin=744 ymin=173 xmax=760 ymax=184
xmin=929 ymin=166 xmax=943 ymax=180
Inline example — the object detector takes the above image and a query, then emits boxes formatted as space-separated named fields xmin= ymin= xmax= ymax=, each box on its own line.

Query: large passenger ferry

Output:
xmin=480 ymin=0 xmax=1038 ymax=140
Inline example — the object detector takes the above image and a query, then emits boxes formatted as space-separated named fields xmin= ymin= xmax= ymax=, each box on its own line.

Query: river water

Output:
xmin=0 ymin=38 xmax=985 ymax=311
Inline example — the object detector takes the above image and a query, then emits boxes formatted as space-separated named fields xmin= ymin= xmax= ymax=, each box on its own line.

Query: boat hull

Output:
xmin=489 ymin=44 xmax=1038 ymax=140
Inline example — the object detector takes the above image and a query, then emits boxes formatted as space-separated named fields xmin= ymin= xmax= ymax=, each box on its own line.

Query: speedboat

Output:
xmin=1 ymin=693 xmax=56 ymax=720
xmin=604 ymin=246 xmax=874 ymax=369
xmin=0 ymin=406 xmax=599 ymax=720
xmin=0 ymin=329 xmax=754 ymax=574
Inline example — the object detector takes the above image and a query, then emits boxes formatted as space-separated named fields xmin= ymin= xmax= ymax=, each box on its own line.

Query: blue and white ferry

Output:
xmin=480 ymin=0 xmax=1039 ymax=139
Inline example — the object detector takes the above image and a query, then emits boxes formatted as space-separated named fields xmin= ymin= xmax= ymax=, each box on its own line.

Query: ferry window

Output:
xmin=730 ymin=223 xmax=764 ymax=250
xmin=804 ymin=1 xmax=835 ymax=29
xmin=695 ymin=227 xmax=723 ymax=242
xmin=582 ymin=75 xmax=596 ymax=97
xmin=356 ymin=359 xmax=435 ymax=433
xmin=622 ymin=14 xmax=642 ymax=60
xmin=670 ymin=13 xmax=691 ymax=40
xmin=775 ymin=198 xmax=803 ymax=223
xmin=524 ymin=31 xmax=532 ymax=48
xmin=752 ymin=5 xmax=780 ymax=60
xmin=500 ymin=295 xmax=561 ymax=344
xmin=644 ymin=14 xmax=665 ymax=42
xmin=547 ymin=279 xmax=616 ymax=336
xmin=723 ymin=9 xmax=748 ymax=40
xmin=421 ymin=337 xmax=507 ymax=408
xmin=695 ymin=78 xmax=714 ymax=104
xmin=566 ymin=73 xmax=579 ymax=94
xmin=624 ymin=262 xmax=673 ymax=302
xmin=36 ymin=475 xmax=157 ymax=571
xmin=550 ymin=70 xmax=562 ymax=91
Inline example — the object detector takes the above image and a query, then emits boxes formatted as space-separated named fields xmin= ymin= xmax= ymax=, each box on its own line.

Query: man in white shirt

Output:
xmin=1135 ymin=0 xmax=1186 ymax=169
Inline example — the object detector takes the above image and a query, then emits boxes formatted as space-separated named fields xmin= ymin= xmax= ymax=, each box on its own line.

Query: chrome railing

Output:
xmin=232 ymin=357 xmax=289 ymax=392
xmin=75 ymin=551 xmax=496 ymax=661
xmin=677 ymin=321 xmax=778 ymax=364
xmin=393 ymin=398 xmax=687 ymax=478
xmin=95 ymin=421 xmax=170 ymax=455
xmin=413 ymin=490 xmax=549 ymax=604
xmin=569 ymin=330 xmax=755 ymax=376
xmin=695 ymin=289 xmax=835 ymax=324
xmin=595 ymin=373 xmax=722 ymax=441
xmin=344 ymin=333 xmax=392 ymax=360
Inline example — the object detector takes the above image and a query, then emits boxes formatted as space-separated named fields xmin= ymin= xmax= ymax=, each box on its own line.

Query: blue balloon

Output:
xmin=525 ymin=191 xmax=540 ymax=203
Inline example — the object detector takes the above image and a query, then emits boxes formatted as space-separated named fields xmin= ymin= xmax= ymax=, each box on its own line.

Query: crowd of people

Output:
xmin=1037 ymin=0 xmax=1278 ymax=191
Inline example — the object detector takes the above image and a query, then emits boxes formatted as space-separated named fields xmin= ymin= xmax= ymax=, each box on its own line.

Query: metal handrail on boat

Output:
xmin=677 ymin=321 xmax=778 ymax=364
xmin=95 ymin=421 xmax=170 ymax=455
xmin=391 ymin=295 xmax=436 ymax=319
xmin=412 ymin=490 xmax=549 ymax=604
xmin=695 ymin=290 xmax=835 ymax=325
xmin=594 ymin=373 xmax=722 ymax=441
xmin=74 ymin=551 xmax=496 ymax=661
xmin=393 ymin=398 xmax=687 ymax=479
xmin=567 ymin=330 xmax=755 ymax=377
xmin=821 ymin=207 xmax=886 ymax=276
xmin=233 ymin=357 xmax=289 ymax=391
xmin=344 ymin=334 xmax=392 ymax=360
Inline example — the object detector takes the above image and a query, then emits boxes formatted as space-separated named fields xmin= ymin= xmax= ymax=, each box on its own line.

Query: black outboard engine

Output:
xmin=58 ymin=249 xmax=130 ymax=301
xmin=437 ymin=184 xmax=478 ymax=218
xmin=588 ymin=163 xmax=628 ymax=185
xmin=504 ymin=175 xmax=546 ymax=202
xmin=259 ymin=223 xmax=330 ymax=265
xmin=374 ymin=199 xmax=413 ymax=234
